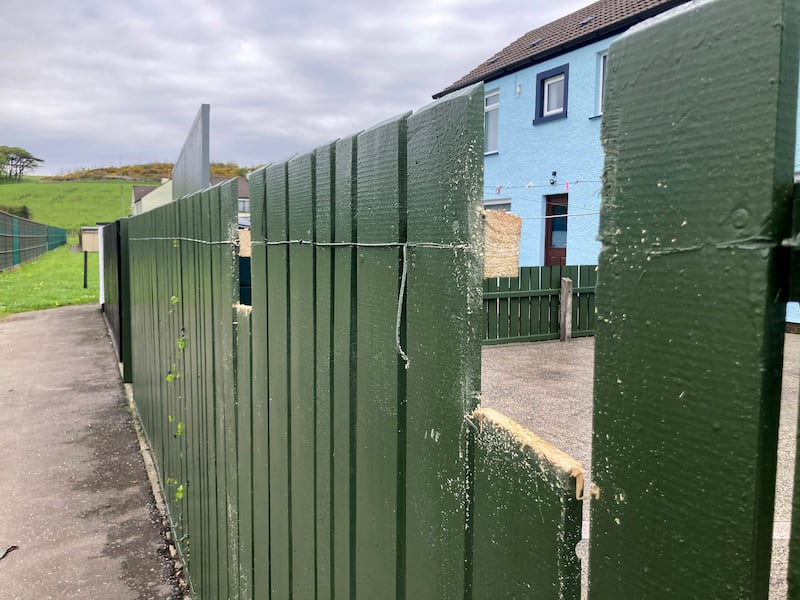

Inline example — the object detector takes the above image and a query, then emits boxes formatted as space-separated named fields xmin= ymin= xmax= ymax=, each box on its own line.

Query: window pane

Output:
xmin=484 ymin=105 xmax=498 ymax=153
xmin=546 ymin=78 xmax=564 ymax=113
xmin=551 ymin=204 xmax=567 ymax=247
xmin=599 ymin=53 xmax=608 ymax=113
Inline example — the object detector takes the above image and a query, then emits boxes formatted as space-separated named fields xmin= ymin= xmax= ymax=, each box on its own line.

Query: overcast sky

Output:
xmin=1 ymin=0 xmax=593 ymax=175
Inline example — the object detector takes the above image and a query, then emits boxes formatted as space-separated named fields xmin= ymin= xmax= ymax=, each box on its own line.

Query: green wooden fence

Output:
xmin=483 ymin=265 xmax=597 ymax=344
xmin=117 ymin=1 xmax=800 ymax=598
xmin=101 ymin=218 xmax=132 ymax=382
xmin=0 ymin=209 xmax=67 ymax=271
xmin=590 ymin=0 xmax=799 ymax=597
xmin=124 ymin=84 xmax=585 ymax=599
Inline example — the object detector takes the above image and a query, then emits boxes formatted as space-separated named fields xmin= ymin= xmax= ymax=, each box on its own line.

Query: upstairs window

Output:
xmin=484 ymin=90 xmax=499 ymax=154
xmin=534 ymin=64 xmax=569 ymax=124
xmin=598 ymin=51 xmax=609 ymax=114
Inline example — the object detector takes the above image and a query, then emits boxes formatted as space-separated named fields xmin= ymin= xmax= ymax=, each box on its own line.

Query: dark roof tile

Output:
xmin=434 ymin=0 xmax=690 ymax=98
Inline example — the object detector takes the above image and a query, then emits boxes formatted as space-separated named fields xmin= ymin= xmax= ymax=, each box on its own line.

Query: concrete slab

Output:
xmin=0 ymin=305 xmax=178 ymax=599
xmin=482 ymin=334 xmax=799 ymax=600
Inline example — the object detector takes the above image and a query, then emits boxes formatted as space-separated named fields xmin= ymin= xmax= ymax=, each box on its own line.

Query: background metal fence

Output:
xmin=0 ymin=209 xmax=67 ymax=271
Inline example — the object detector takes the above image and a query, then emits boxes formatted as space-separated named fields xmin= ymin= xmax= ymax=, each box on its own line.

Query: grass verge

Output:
xmin=0 ymin=242 xmax=99 ymax=316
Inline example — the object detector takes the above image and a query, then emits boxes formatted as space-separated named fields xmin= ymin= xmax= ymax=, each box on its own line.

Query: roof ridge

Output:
xmin=433 ymin=0 xmax=691 ymax=98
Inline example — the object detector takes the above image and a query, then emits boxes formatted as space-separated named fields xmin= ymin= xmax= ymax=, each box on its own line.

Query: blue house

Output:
xmin=435 ymin=0 xmax=800 ymax=322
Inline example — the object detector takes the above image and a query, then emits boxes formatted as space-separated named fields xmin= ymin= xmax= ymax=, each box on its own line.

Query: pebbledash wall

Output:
xmin=478 ymin=30 xmax=800 ymax=321
xmin=482 ymin=36 xmax=610 ymax=268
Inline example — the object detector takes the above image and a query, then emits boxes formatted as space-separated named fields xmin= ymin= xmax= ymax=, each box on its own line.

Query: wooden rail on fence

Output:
xmin=483 ymin=265 xmax=597 ymax=344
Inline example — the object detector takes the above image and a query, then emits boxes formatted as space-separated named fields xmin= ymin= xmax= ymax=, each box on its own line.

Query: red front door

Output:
xmin=544 ymin=194 xmax=568 ymax=266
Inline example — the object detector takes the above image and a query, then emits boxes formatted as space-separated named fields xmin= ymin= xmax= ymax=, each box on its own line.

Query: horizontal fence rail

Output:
xmin=484 ymin=265 xmax=597 ymax=344
xmin=0 ymin=210 xmax=67 ymax=271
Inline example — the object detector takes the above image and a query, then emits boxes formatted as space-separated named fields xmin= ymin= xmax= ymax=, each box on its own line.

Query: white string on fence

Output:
xmin=130 ymin=234 xmax=475 ymax=370
xmin=253 ymin=238 xmax=475 ymax=370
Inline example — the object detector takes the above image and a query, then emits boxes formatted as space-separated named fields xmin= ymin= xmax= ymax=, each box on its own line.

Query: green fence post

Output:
xmin=589 ymin=0 xmax=799 ymax=597
xmin=404 ymin=83 xmax=483 ymax=598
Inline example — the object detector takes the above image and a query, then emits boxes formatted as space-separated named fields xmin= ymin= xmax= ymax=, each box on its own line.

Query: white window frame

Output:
xmin=542 ymin=73 xmax=566 ymax=117
xmin=483 ymin=198 xmax=511 ymax=211
xmin=598 ymin=51 xmax=609 ymax=115
xmin=484 ymin=90 xmax=500 ymax=155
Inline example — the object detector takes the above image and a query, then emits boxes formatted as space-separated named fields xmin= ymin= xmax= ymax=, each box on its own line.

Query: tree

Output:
xmin=0 ymin=146 xmax=44 ymax=180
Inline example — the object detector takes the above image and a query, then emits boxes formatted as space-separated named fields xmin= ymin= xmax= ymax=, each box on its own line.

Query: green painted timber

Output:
xmin=482 ymin=265 xmax=597 ymax=344
xmin=266 ymin=163 xmax=292 ymax=599
xmin=287 ymin=152 xmax=317 ymax=599
xmin=248 ymin=166 xmax=270 ymax=600
xmin=314 ymin=141 xmax=335 ymax=599
xmin=472 ymin=408 xmax=582 ymax=599
xmin=405 ymin=83 xmax=483 ymax=598
xmin=235 ymin=305 xmax=254 ymax=599
xmin=332 ymin=134 xmax=357 ymax=600
xmin=127 ymin=180 xmax=240 ymax=600
xmin=589 ymin=0 xmax=799 ymax=598
xmin=119 ymin=86 xmax=593 ymax=600
xmin=354 ymin=113 xmax=409 ymax=598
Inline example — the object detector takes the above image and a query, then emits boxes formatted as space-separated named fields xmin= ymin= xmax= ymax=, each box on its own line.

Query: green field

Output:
xmin=0 ymin=178 xmax=156 ymax=234
xmin=0 ymin=178 xmax=151 ymax=316
xmin=0 ymin=242 xmax=99 ymax=316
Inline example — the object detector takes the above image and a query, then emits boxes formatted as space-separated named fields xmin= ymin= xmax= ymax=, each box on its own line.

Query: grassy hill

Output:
xmin=0 ymin=179 xmax=156 ymax=234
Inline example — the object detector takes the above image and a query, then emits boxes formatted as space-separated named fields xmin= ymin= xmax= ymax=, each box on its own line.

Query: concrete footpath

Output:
xmin=0 ymin=305 xmax=177 ymax=599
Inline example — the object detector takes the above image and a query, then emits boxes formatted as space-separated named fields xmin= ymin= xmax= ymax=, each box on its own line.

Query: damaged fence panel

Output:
xmin=471 ymin=408 xmax=583 ymax=600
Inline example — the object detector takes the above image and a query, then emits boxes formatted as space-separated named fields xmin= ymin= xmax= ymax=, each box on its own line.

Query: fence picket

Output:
xmin=332 ymin=135 xmax=358 ymax=599
xmin=353 ymin=113 xmax=409 ymax=598
xmin=590 ymin=0 xmax=798 ymax=596
xmin=248 ymin=167 xmax=270 ymax=599
xmin=405 ymin=84 xmax=483 ymax=598
xmin=265 ymin=163 xmax=292 ymax=598
xmin=314 ymin=142 xmax=335 ymax=599
xmin=287 ymin=152 xmax=317 ymax=598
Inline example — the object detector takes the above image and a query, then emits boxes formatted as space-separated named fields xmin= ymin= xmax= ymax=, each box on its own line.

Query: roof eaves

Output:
xmin=433 ymin=0 xmax=690 ymax=99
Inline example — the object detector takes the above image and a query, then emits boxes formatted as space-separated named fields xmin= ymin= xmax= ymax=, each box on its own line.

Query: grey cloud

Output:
xmin=0 ymin=0 xmax=591 ymax=174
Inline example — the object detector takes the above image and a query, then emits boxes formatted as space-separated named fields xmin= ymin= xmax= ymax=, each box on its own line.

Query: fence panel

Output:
xmin=0 ymin=210 xmax=66 ymax=271
xmin=589 ymin=0 xmax=798 ymax=597
xmin=128 ymin=180 xmax=239 ymax=599
xmin=483 ymin=265 xmax=597 ymax=344
xmin=472 ymin=408 xmax=582 ymax=600
xmin=123 ymin=83 xmax=587 ymax=599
